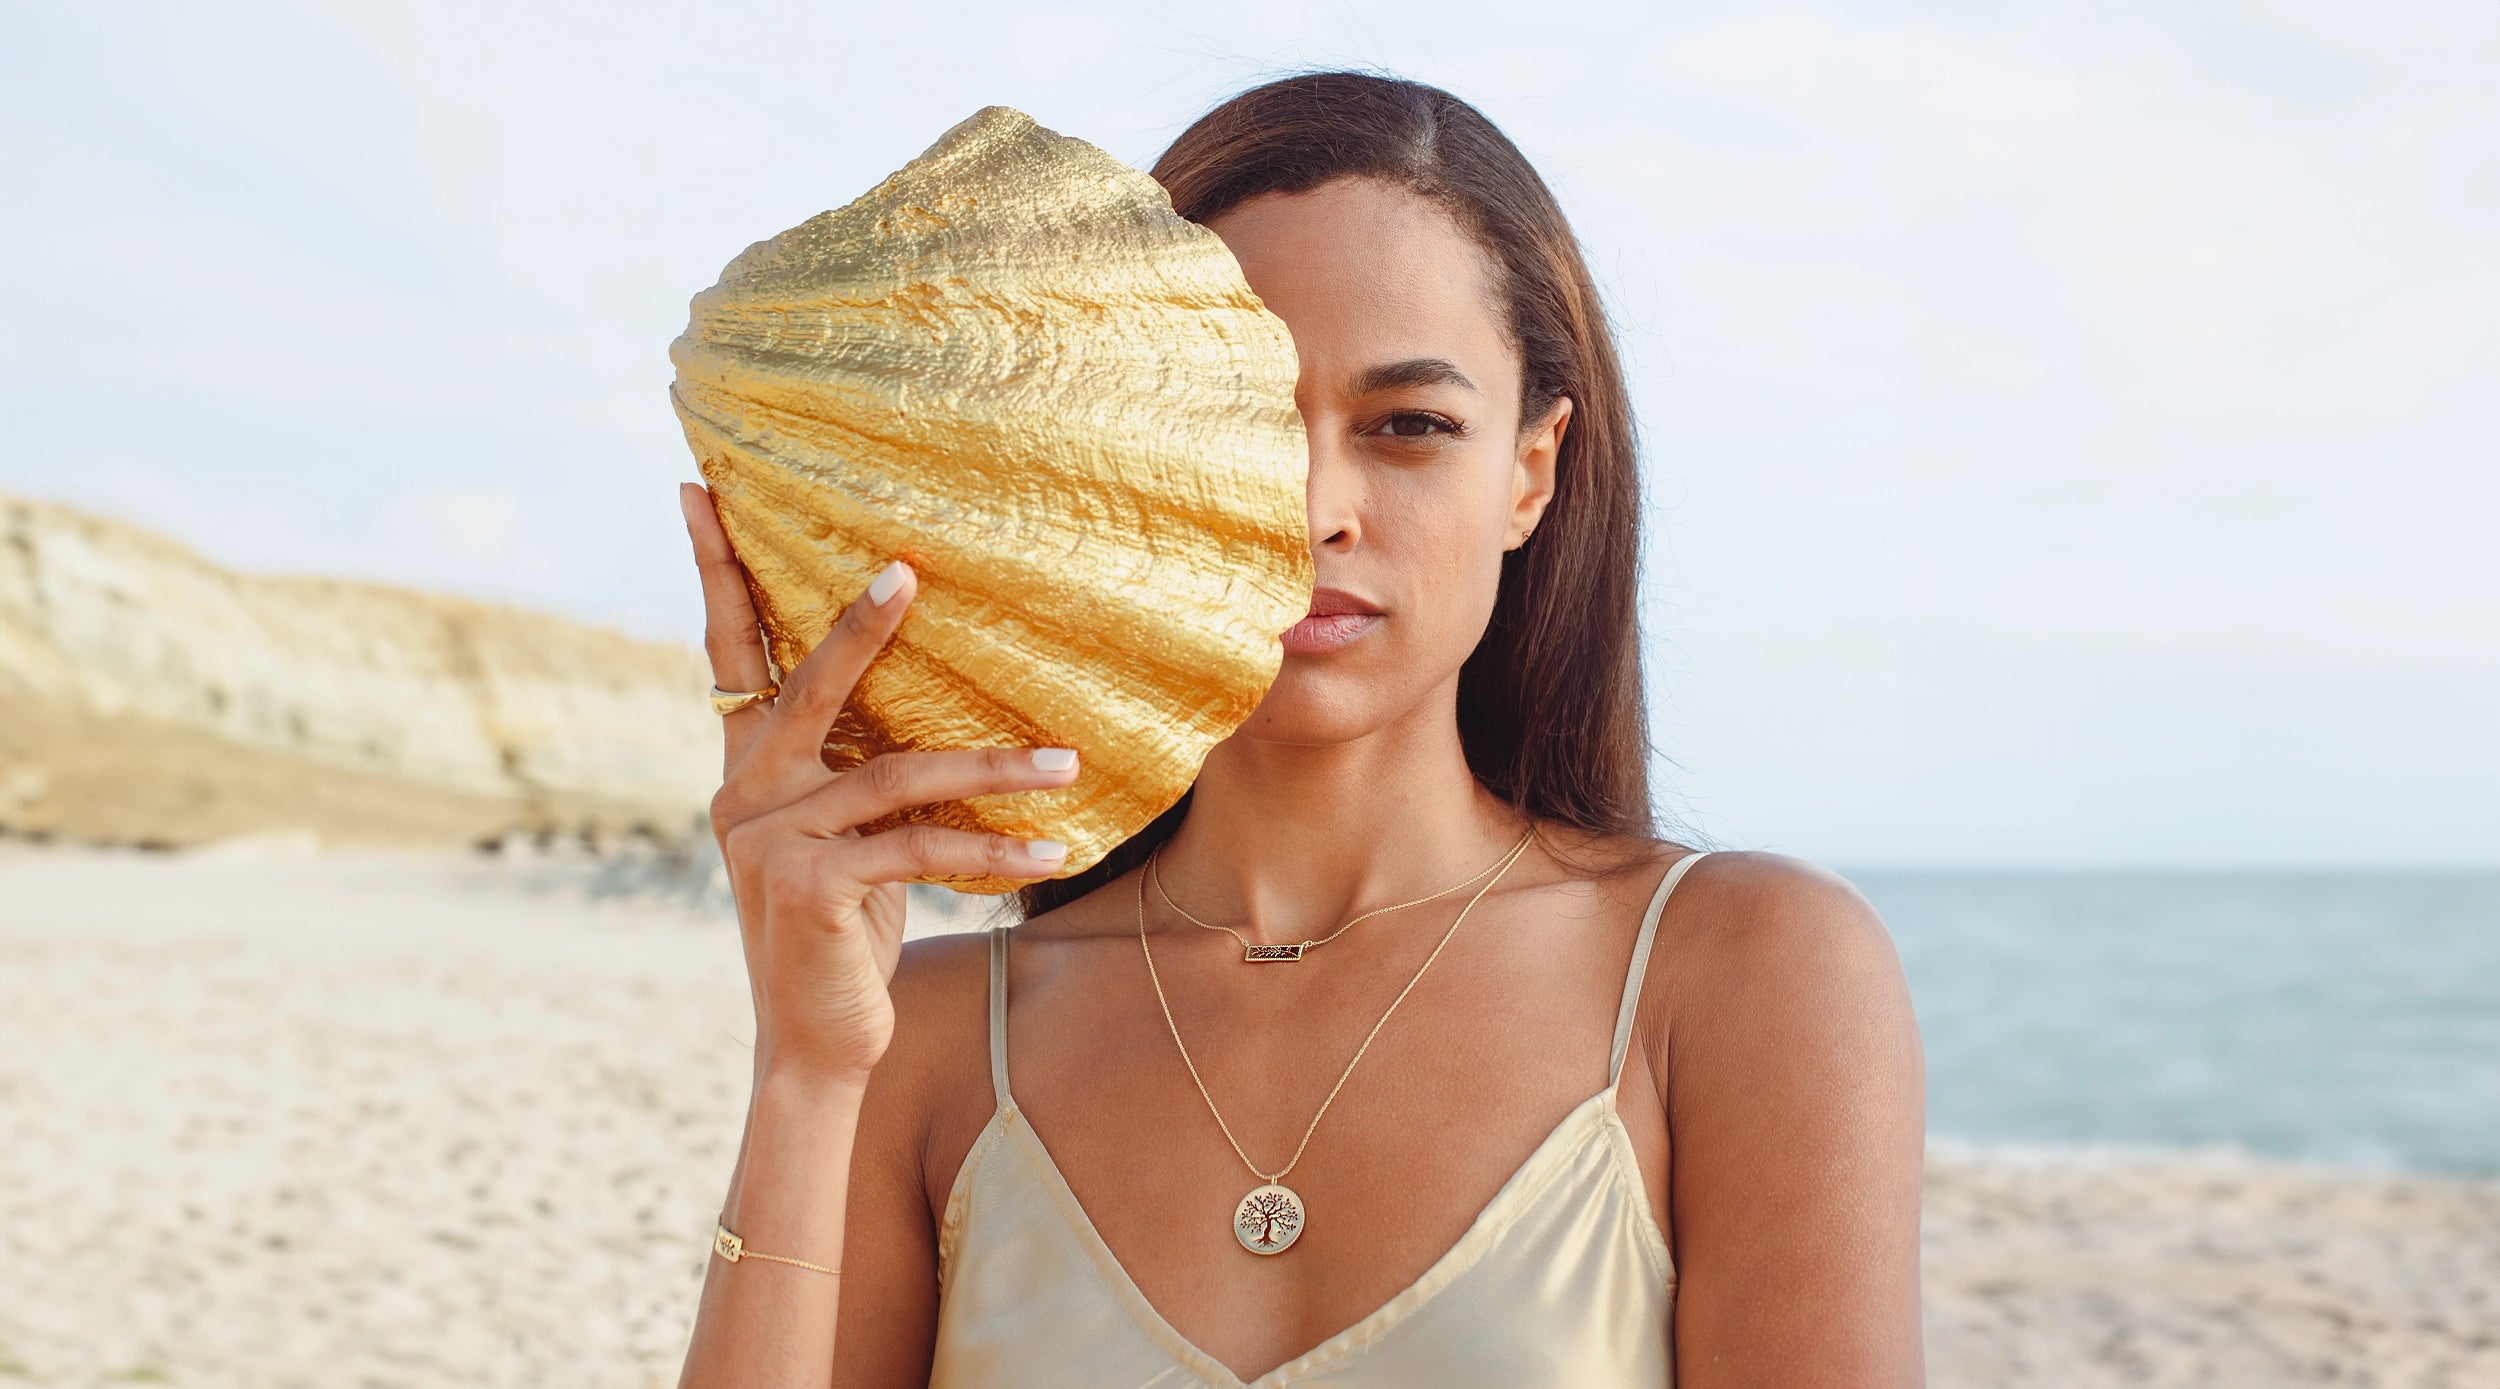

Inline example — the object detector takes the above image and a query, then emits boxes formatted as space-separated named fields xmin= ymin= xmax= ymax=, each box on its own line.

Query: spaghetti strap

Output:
xmin=1607 ymin=850 xmax=1710 ymax=1087
xmin=986 ymin=924 xmax=1012 ymax=1107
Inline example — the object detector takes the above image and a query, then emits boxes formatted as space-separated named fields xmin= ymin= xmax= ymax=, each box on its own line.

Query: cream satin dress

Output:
xmin=926 ymin=850 xmax=1708 ymax=1388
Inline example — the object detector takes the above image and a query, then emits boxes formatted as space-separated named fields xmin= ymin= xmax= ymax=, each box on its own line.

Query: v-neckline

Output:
xmin=958 ymin=1083 xmax=1633 ymax=1388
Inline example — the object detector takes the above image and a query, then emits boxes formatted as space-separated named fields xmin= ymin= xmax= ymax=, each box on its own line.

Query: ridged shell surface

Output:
xmin=668 ymin=106 xmax=1312 ymax=894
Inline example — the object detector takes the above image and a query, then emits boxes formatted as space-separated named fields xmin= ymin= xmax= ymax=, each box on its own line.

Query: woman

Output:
xmin=675 ymin=72 xmax=1925 ymax=1388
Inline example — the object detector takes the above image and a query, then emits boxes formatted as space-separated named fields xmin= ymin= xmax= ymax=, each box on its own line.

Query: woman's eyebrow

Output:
xmin=1348 ymin=358 xmax=1479 ymax=395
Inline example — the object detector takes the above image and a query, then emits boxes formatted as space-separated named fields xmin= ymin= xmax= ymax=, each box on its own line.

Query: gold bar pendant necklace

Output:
xmin=1149 ymin=831 xmax=1526 ymax=963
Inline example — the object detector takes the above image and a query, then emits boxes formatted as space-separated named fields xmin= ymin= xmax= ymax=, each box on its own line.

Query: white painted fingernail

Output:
xmin=1031 ymin=748 xmax=1078 ymax=772
xmin=1025 ymin=839 xmax=1067 ymax=861
xmin=867 ymin=560 xmax=909 ymax=605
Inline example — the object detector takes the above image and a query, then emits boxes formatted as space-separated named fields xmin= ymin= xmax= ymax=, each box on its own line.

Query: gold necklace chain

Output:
xmin=1149 ymin=834 xmax=1522 ymax=962
xmin=1137 ymin=825 xmax=1538 ymax=1187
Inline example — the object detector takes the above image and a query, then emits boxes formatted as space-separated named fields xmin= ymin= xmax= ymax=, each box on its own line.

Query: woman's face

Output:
xmin=1206 ymin=177 xmax=1566 ymax=746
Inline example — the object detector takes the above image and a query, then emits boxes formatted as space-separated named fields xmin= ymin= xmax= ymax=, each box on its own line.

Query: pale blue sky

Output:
xmin=4 ymin=1 xmax=2493 ymax=866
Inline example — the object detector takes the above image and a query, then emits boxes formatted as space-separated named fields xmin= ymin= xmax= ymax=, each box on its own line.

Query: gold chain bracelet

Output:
xmin=714 ymin=1222 xmax=839 ymax=1277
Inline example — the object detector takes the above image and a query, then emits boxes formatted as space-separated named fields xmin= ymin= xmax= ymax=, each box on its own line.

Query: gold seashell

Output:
xmin=668 ymin=106 xmax=1313 ymax=894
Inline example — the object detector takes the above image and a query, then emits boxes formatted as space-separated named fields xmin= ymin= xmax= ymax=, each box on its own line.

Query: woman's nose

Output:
xmin=1305 ymin=432 xmax=1360 ymax=549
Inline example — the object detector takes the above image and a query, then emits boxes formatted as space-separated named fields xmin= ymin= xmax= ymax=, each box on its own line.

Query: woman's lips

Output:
xmin=1281 ymin=611 xmax=1381 ymax=655
xmin=1283 ymin=586 xmax=1384 ymax=655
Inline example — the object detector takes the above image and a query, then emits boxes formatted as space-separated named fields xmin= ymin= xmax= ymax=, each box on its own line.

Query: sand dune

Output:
xmin=2 ymin=849 xmax=2492 ymax=1388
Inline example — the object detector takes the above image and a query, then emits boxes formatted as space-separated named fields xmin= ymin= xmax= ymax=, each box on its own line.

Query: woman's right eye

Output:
xmin=1366 ymin=411 xmax=1465 ymax=439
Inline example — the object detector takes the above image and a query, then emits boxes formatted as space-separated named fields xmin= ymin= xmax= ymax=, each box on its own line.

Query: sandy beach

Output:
xmin=2 ymin=848 xmax=2493 ymax=1388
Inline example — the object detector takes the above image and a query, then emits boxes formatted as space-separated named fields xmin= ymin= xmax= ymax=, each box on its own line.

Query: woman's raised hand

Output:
xmin=679 ymin=483 xmax=1078 ymax=1083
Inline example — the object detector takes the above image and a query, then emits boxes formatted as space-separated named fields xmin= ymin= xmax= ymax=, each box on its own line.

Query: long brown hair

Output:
xmin=1013 ymin=71 xmax=1677 ymax=921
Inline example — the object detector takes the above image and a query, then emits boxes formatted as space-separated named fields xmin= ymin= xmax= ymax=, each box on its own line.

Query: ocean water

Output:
xmin=1844 ymin=870 xmax=2500 ymax=1177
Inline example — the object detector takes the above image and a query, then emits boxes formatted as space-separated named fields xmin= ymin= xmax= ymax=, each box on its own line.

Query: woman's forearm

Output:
xmin=677 ymin=1065 xmax=870 ymax=1389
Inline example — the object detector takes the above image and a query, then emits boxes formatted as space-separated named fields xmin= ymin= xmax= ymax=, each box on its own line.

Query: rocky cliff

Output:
xmin=0 ymin=495 xmax=718 ymax=848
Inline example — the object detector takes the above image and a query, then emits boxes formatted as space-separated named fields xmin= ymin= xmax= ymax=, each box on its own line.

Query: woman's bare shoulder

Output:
xmin=1638 ymin=849 xmax=1926 ymax=1378
xmin=856 ymin=928 xmax=1001 ymax=1206
xmin=1654 ymin=849 xmax=1897 ymax=978
xmin=880 ymin=927 xmax=996 ymax=1094
xmin=873 ymin=882 xmax=1131 ymax=1109
xmin=1642 ymin=848 xmax=1919 ymax=1123
xmin=890 ymin=924 xmax=995 ymax=1006
xmin=1607 ymin=845 xmax=1914 ymax=1109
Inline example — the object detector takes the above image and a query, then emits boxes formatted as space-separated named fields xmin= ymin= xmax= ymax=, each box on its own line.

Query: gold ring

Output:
xmin=709 ymin=683 xmax=778 ymax=716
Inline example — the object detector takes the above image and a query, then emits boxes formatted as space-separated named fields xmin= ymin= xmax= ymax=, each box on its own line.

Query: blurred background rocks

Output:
xmin=0 ymin=494 xmax=718 ymax=851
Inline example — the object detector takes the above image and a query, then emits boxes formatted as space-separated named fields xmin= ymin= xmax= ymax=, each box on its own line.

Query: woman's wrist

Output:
xmin=754 ymin=1054 xmax=876 ymax=1108
xmin=722 ymin=1061 xmax=868 ymax=1250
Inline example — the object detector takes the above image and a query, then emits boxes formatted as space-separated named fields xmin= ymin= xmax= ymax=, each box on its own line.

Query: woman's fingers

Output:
xmin=771 ymin=745 xmax=1081 ymax=843
xmin=680 ymin=482 xmax=776 ymax=769
xmin=737 ymin=557 xmax=918 ymax=785
xmin=681 ymin=482 xmax=773 ymax=687
xmin=821 ymin=820 xmax=1073 ymax=891
xmin=725 ymin=747 xmax=1080 ymax=906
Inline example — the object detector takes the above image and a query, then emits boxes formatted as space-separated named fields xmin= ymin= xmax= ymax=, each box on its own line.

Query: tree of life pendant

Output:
xmin=1244 ymin=944 xmax=1305 ymax=962
xmin=1235 ymin=1183 xmax=1305 ymax=1254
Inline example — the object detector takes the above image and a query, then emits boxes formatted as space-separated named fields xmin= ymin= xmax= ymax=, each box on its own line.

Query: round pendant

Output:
xmin=1234 ymin=1183 xmax=1305 ymax=1255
